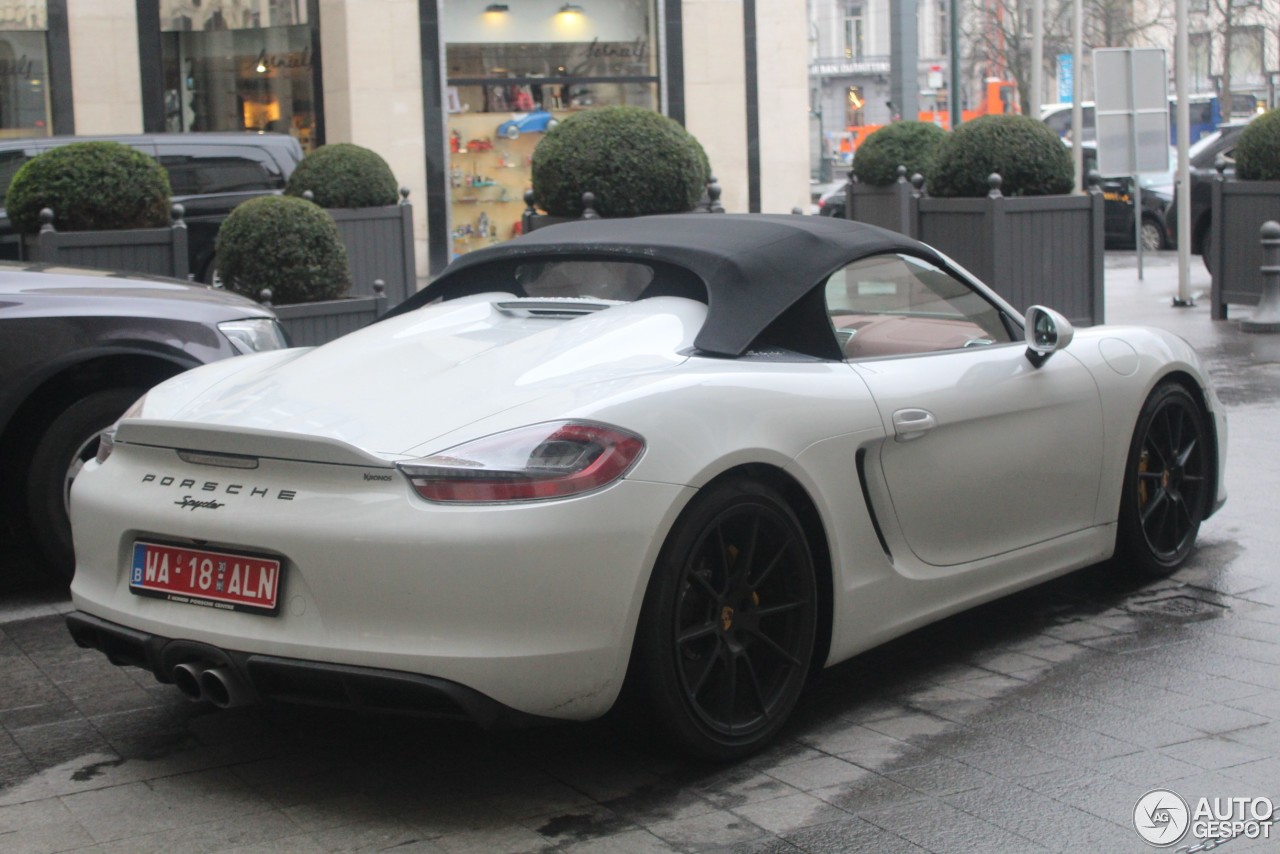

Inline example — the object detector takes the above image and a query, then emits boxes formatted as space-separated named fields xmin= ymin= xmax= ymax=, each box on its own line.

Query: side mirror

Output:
xmin=1024 ymin=305 xmax=1074 ymax=368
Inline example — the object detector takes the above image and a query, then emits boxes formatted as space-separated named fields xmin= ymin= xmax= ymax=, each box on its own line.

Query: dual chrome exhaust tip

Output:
xmin=171 ymin=662 xmax=253 ymax=708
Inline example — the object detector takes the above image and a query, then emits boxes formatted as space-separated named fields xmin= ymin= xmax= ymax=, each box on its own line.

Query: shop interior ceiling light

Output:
xmin=558 ymin=3 xmax=584 ymax=14
xmin=484 ymin=3 xmax=508 ymax=12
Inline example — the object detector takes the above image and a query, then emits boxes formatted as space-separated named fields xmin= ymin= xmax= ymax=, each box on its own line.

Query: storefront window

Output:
xmin=444 ymin=0 xmax=660 ymax=257
xmin=159 ymin=1 xmax=316 ymax=149
xmin=0 ymin=2 xmax=51 ymax=139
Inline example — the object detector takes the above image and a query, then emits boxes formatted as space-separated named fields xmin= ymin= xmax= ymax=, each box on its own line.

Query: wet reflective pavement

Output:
xmin=3 ymin=252 xmax=1280 ymax=853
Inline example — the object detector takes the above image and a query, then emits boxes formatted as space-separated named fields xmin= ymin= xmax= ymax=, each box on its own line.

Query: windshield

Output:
xmin=1188 ymin=131 xmax=1221 ymax=161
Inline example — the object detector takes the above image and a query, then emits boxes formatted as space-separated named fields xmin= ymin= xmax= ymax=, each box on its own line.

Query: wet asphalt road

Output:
xmin=2 ymin=251 xmax=1279 ymax=853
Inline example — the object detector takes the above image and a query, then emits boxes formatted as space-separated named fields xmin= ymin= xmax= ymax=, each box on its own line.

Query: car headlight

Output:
xmin=219 ymin=318 xmax=289 ymax=354
xmin=397 ymin=420 xmax=645 ymax=503
xmin=95 ymin=393 xmax=149 ymax=464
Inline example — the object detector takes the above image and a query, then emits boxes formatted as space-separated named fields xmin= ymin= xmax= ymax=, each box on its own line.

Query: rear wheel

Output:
xmin=1117 ymin=383 xmax=1210 ymax=577
xmin=631 ymin=478 xmax=817 ymax=760
xmin=26 ymin=388 xmax=144 ymax=578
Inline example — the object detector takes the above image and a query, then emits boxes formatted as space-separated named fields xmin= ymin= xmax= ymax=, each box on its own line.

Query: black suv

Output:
xmin=0 ymin=132 xmax=304 ymax=283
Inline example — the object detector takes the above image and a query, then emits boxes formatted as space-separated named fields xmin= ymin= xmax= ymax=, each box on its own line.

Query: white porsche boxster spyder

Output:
xmin=67 ymin=214 xmax=1226 ymax=759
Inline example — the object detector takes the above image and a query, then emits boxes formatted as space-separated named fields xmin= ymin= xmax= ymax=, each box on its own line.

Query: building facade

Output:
xmin=805 ymin=0 xmax=951 ymax=180
xmin=0 ymin=0 xmax=811 ymax=275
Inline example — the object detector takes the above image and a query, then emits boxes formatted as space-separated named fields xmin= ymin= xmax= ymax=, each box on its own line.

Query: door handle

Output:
xmin=892 ymin=408 xmax=937 ymax=442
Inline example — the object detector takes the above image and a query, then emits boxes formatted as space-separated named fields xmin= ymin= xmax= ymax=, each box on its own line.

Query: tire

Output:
xmin=1140 ymin=218 xmax=1165 ymax=252
xmin=631 ymin=477 xmax=817 ymax=760
xmin=1117 ymin=383 xmax=1211 ymax=578
xmin=201 ymin=257 xmax=223 ymax=288
xmin=26 ymin=388 xmax=145 ymax=579
xmin=502 ymin=124 xmax=520 ymax=140
xmin=545 ymin=118 xmax=558 ymax=132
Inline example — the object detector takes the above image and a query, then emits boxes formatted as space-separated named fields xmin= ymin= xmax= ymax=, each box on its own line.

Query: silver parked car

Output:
xmin=0 ymin=261 xmax=287 ymax=578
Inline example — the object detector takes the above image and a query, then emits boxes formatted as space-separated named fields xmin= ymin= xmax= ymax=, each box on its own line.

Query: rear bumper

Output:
xmin=66 ymin=610 xmax=544 ymax=727
xmin=69 ymin=444 xmax=693 ymax=719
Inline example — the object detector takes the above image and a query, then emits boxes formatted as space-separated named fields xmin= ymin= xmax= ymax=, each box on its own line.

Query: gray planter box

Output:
xmin=324 ymin=192 xmax=416 ymax=307
xmin=844 ymin=172 xmax=915 ymax=235
xmin=22 ymin=206 xmax=190 ymax=280
xmin=522 ymin=212 xmax=578 ymax=233
xmin=1209 ymin=178 xmax=1280 ymax=320
xmin=913 ymin=185 xmax=1106 ymax=327
xmin=521 ymin=181 xmax=726 ymax=233
xmin=269 ymin=291 xmax=388 ymax=348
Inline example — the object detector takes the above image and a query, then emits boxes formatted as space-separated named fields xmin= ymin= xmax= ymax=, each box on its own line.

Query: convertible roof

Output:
xmin=388 ymin=214 xmax=938 ymax=359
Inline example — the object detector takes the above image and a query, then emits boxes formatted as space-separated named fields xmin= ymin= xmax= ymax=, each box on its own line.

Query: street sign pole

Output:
xmin=1127 ymin=52 xmax=1144 ymax=280
xmin=1072 ymin=0 xmax=1083 ymax=193
xmin=1175 ymin=0 xmax=1193 ymax=307
xmin=1031 ymin=0 xmax=1043 ymax=119
xmin=950 ymin=0 xmax=961 ymax=130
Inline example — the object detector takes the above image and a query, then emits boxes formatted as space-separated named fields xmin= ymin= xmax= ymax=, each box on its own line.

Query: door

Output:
xmin=1100 ymin=177 xmax=1134 ymax=243
xmin=826 ymin=253 xmax=1103 ymax=567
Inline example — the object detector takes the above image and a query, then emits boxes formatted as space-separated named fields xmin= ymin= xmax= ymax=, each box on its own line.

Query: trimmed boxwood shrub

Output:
xmin=216 ymin=195 xmax=349 ymax=304
xmin=1236 ymin=109 xmax=1280 ymax=181
xmin=927 ymin=114 xmax=1073 ymax=198
xmin=852 ymin=121 xmax=947 ymax=187
xmin=532 ymin=106 xmax=709 ymax=218
xmin=5 ymin=141 xmax=171 ymax=234
xmin=285 ymin=142 xmax=399 ymax=208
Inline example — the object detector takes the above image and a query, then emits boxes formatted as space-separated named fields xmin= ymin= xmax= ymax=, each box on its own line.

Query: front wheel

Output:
xmin=631 ymin=478 xmax=817 ymax=760
xmin=1141 ymin=218 xmax=1165 ymax=252
xmin=1117 ymin=383 xmax=1210 ymax=577
xmin=26 ymin=388 xmax=145 ymax=578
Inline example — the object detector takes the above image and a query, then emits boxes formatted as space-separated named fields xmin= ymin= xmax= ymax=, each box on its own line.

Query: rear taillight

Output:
xmin=397 ymin=421 xmax=645 ymax=503
xmin=95 ymin=394 xmax=149 ymax=464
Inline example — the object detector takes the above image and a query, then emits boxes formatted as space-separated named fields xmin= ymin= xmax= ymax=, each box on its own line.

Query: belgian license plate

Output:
xmin=129 ymin=541 xmax=282 ymax=615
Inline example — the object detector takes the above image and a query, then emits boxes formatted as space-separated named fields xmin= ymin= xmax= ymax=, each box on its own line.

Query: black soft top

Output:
xmin=389 ymin=214 xmax=940 ymax=359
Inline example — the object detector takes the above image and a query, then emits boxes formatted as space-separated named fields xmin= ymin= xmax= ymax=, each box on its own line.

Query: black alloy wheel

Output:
xmin=633 ymin=478 xmax=817 ymax=760
xmin=1119 ymin=382 xmax=1210 ymax=577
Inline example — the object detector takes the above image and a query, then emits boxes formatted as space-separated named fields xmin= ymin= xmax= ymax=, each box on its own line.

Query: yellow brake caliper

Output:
xmin=1138 ymin=450 xmax=1150 ymax=507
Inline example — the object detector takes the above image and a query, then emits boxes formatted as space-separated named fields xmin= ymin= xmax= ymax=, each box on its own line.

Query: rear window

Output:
xmin=0 ymin=150 xmax=32 ymax=200
xmin=514 ymin=261 xmax=656 ymax=302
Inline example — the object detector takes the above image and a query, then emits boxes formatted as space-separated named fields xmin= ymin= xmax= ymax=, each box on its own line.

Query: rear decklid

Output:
xmin=115 ymin=294 xmax=706 ymax=462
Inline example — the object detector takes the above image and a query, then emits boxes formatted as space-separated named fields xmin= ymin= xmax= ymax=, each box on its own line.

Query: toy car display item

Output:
xmin=496 ymin=110 xmax=558 ymax=139
xmin=66 ymin=215 xmax=1226 ymax=759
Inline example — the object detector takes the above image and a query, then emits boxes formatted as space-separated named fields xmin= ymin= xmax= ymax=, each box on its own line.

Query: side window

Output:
xmin=825 ymin=253 xmax=1013 ymax=359
xmin=156 ymin=145 xmax=284 ymax=195
xmin=0 ymin=150 xmax=32 ymax=199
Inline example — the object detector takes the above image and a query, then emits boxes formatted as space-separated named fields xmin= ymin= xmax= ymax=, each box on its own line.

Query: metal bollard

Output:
xmin=1241 ymin=221 xmax=1280 ymax=334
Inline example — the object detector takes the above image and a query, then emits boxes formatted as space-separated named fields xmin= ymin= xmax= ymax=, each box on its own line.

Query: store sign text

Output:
xmin=566 ymin=38 xmax=649 ymax=75
xmin=254 ymin=47 xmax=312 ymax=71
xmin=0 ymin=56 xmax=37 ymax=78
